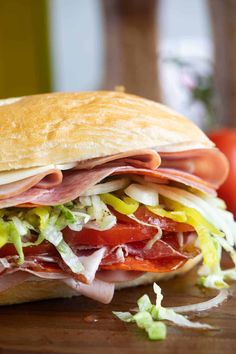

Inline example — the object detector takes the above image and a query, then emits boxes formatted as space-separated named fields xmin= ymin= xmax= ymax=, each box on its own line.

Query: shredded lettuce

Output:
xmin=150 ymin=184 xmax=236 ymax=246
xmin=149 ymin=203 xmax=221 ymax=269
xmin=199 ymin=267 xmax=236 ymax=289
xmin=125 ymin=181 xmax=236 ymax=290
xmin=113 ymin=312 xmax=134 ymax=323
xmin=113 ymin=309 xmax=167 ymax=341
xmin=148 ymin=196 xmax=236 ymax=289
xmin=114 ymin=283 xmax=213 ymax=340
xmin=8 ymin=221 xmax=24 ymax=264
xmin=151 ymin=283 xmax=213 ymax=329
xmin=56 ymin=239 xmax=84 ymax=273
xmin=56 ymin=204 xmax=90 ymax=232
xmin=77 ymin=195 xmax=116 ymax=231
xmin=0 ymin=195 xmax=117 ymax=270
xmin=0 ymin=219 xmax=25 ymax=264
xmin=0 ymin=220 xmax=9 ymax=248
xmin=137 ymin=294 xmax=152 ymax=312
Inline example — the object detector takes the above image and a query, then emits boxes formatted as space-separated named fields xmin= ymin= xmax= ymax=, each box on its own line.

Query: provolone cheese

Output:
xmin=0 ymin=162 xmax=77 ymax=186
xmin=0 ymin=97 xmax=22 ymax=107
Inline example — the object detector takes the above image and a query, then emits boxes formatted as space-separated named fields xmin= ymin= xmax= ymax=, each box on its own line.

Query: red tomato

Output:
xmin=0 ymin=207 xmax=194 ymax=258
xmin=0 ymin=242 xmax=55 ymax=258
xmin=63 ymin=206 xmax=193 ymax=247
xmin=0 ymin=227 xmax=153 ymax=257
xmin=208 ymin=129 xmax=236 ymax=216
xmin=63 ymin=224 xmax=155 ymax=247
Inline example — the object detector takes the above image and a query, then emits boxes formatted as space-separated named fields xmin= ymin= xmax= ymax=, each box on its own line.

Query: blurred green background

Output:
xmin=0 ymin=0 xmax=51 ymax=97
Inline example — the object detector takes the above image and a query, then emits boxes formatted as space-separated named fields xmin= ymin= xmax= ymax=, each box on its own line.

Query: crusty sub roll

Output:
xmin=0 ymin=91 xmax=213 ymax=171
xmin=0 ymin=91 xmax=226 ymax=306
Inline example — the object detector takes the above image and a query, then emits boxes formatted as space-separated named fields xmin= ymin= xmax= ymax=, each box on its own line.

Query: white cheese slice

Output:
xmin=0 ymin=97 xmax=23 ymax=106
xmin=0 ymin=162 xmax=77 ymax=186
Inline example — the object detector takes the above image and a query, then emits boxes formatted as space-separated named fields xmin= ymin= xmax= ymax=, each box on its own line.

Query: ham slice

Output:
xmin=77 ymin=148 xmax=228 ymax=188
xmin=0 ymin=231 xmax=198 ymax=303
xmin=0 ymin=150 xmax=160 ymax=200
xmin=160 ymin=148 xmax=229 ymax=188
xmin=76 ymin=149 xmax=161 ymax=170
xmin=63 ymin=278 xmax=115 ymax=304
xmin=0 ymin=188 xmax=48 ymax=207
xmin=136 ymin=167 xmax=217 ymax=195
xmin=0 ymin=147 xmax=227 ymax=202
xmin=96 ymin=270 xmax=144 ymax=283
xmin=0 ymin=169 xmax=62 ymax=199
xmin=79 ymin=247 xmax=107 ymax=283
xmin=0 ymin=269 xmax=114 ymax=304
xmin=4 ymin=247 xmax=107 ymax=285
xmin=0 ymin=148 xmax=226 ymax=202
xmin=0 ymin=163 xmax=216 ymax=208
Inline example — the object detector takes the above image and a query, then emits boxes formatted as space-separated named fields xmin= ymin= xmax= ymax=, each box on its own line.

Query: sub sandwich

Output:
xmin=0 ymin=91 xmax=235 ymax=305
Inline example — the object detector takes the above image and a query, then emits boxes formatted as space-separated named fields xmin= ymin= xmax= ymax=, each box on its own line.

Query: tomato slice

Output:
xmin=0 ymin=207 xmax=194 ymax=257
xmin=0 ymin=242 xmax=56 ymax=258
xmin=63 ymin=224 xmax=156 ymax=247
xmin=0 ymin=224 xmax=155 ymax=257
xmin=100 ymin=255 xmax=186 ymax=272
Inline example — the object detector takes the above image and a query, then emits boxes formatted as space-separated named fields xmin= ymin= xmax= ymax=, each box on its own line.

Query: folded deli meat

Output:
xmin=0 ymin=91 xmax=235 ymax=305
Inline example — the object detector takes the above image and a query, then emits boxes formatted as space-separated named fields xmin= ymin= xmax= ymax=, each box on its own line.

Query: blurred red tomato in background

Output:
xmin=208 ymin=129 xmax=236 ymax=217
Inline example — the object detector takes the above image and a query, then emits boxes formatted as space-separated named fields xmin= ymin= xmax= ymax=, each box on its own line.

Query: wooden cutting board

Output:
xmin=0 ymin=264 xmax=235 ymax=354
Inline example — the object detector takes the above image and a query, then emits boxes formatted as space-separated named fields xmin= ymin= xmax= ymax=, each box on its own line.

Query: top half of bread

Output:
xmin=0 ymin=91 xmax=214 ymax=171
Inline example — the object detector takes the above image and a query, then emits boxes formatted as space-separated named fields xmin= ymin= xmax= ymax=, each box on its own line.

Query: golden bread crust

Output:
xmin=0 ymin=91 xmax=213 ymax=171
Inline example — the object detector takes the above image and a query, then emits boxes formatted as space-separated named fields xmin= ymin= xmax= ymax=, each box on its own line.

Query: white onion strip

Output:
xmin=125 ymin=183 xmax=159 ymax=206
xmin=171 ymin=289 xmax=229 ymax=313
xmin=80 ymin=178 xmax=130 ymax=196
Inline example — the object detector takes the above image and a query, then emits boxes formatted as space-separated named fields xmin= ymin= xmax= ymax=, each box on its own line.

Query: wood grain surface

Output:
xmin=102 ymin=0 xmax=160 ymax=101
xmin=0 ymin=263 xmax=235 ymax=354
xmin=209 ymin=0 xmax=236 ymax=128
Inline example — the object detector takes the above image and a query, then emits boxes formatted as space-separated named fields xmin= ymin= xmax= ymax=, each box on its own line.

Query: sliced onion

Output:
xmin=214 ymin=236 xmax=236 ymax=266
xmin=79 ymin=196 xmax=92 ymax=207
xmin=80 ymin=178 xmax=130 ymax=196
xmin=171 ymin=289 xmax=229 ymax=313
xmin=125 ymin=183 xmax=159 ymax=206
xmin=0 ymin=258 xmax=10 ymax=269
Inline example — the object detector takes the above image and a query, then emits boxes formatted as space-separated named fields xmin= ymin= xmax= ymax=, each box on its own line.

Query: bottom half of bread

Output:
xmin=0 ymin=254 xmax=202 ymax=305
